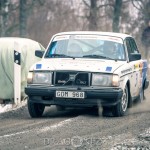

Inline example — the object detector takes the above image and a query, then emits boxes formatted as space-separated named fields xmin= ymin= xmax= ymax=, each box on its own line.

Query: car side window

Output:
xmin=125 ymin=38 xmax=132 ymax=54
xmin=129 ymin=38 xmax=139 ymax=54
xmin=125 ymin=38 xmax=139 ymax=55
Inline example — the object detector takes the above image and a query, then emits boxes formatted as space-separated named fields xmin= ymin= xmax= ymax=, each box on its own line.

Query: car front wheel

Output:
xmin=112 ymin=85 xmax=129 ymax=117
xmin=28 ymin=101 xmax=45 ymax=118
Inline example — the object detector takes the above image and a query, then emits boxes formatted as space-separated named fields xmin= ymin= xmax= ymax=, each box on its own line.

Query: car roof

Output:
xmin=54 ymin=31 xmax=132 ymax=40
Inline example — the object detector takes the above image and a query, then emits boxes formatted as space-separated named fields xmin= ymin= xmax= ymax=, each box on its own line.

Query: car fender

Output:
xmin=121 ymin=75 xmax=130 ymax=92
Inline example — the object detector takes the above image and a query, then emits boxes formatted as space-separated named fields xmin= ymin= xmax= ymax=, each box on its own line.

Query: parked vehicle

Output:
xmin=0 ymin=37 xmax=45 ymax=101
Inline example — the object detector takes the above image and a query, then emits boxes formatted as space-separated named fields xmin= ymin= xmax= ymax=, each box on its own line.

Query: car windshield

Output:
xmin=45 ymin=34 xmax=126 ymax=60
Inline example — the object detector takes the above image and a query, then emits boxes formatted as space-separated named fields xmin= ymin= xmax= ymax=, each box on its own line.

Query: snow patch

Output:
xmin=0 ymin=130 xmax=29 ymax=139
xmin=0 ymin=104 xmax=13 ymax=113
xmin=0 ymin=100 xmax=27 ymax=114
xmin=39 ymin=119 xmax=72 ymax=133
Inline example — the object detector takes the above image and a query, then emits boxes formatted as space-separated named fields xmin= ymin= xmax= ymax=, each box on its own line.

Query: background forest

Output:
xmin=0 ymin=0 xmax=150 ymax=54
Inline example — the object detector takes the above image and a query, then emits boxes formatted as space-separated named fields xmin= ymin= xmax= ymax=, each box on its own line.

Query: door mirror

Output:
xmin=35 ymin=50 xmax=44 ymax=58
xmin=129 ymin=53 xmax=141 ymax=61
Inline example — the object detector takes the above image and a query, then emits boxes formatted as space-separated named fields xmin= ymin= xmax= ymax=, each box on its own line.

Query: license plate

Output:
xmin=56 ymin=91 xmax=85 ymax=99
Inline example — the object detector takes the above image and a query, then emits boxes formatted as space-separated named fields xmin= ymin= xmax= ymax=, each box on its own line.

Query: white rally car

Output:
xmin=25 ymin=31 xmax=149 ymax=118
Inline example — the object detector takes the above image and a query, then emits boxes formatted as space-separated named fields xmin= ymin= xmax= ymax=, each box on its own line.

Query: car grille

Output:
xmin=54 ymin=71 xmax=90 ymax=86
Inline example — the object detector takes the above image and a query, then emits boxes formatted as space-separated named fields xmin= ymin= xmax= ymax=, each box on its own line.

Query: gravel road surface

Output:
xmin=0 ymin=90 xmax=150 ymax=150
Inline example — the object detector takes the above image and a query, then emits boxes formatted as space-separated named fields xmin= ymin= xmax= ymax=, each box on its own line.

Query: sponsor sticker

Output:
xmin=36 ymin=64 xmax=42 ymax=69
xmin=134 ymin=63 xmax=139 ymax=69
xmin=53 ymin=35 xmax=123 ymax=43
xmin=106 ymin=66 xmax=112 ymax=72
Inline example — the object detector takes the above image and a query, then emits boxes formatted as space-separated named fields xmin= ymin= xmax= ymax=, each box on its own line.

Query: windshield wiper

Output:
xmin=46 ymin=54 xmax=74 ymax=58
xmin=83 ymin=54 xmax=111 ymax=59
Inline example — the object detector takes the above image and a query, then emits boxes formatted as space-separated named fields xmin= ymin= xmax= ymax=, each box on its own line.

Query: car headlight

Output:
xmin=92 ymin=73 xmax=119 ymax=87
xmin=27 ymin=72 xmax=52 ymax=84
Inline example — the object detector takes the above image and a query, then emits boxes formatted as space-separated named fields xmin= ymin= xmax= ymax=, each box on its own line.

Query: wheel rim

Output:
xmin=121 ymin=87 xmax=128 ymax=112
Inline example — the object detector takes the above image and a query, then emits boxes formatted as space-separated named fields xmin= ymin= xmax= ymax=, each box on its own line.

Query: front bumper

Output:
xmin=25 ymin=85 xmax=123 ymax=107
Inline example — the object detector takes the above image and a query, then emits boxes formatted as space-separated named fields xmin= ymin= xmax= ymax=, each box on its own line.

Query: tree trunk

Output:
xmin=0 ymin=0 xmax=9 ymax=37
xmin=19 ymin=0 xmax=27 ymax=37
xmin=88 ymin=0 xmax=97 ymax=31
xmin=112 ymin=0 xmax=122 ymax=32
xmin=145 ymin=1 xmax=150 ymax=23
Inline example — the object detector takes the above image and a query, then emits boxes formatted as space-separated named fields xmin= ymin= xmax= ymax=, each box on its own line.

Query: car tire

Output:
xmin=102 ymin=106 xmax=113 ymax=117
xmin=112 ymin=85 xmax=129 ymax=117
xmin=28 ymin=101 xmax=45 ymax=118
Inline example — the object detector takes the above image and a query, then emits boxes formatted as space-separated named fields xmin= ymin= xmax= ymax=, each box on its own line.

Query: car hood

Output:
xmin=32 ymin=58 xmax=125 ymax=73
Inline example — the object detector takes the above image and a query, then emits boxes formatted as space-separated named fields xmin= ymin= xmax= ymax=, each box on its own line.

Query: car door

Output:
xmin=125 ymin=37 xmax=141 ymax=98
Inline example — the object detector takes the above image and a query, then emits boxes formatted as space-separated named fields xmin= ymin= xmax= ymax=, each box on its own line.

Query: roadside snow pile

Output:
xmin=0 ymin=100 xmax=27 ymax=114
xmin=0 ymin=104 xmax=13 ymax=113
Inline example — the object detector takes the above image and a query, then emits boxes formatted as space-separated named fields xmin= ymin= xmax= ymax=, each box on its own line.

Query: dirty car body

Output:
xmin=25 ymin=31 xmax=149 ymax=117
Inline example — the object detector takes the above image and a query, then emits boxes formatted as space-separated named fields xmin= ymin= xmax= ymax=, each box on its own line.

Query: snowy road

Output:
xmin=0 ymin=90 xmax=150 ymax=150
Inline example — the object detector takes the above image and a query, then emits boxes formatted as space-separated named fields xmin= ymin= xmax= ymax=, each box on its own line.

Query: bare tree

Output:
xmin=87 ymin=0 xmax=98 ymax=30
xmin=19 ymin=0 xmax=40 ymax=37
xmin=0 ymin=0 xmax=19 ymax=37
xmin=112 ymin=0 xmax=123 ymax=32
xmin=0 ymin=0 xmax=10 ymax=36
xmin=82 ymin=0 xmax=114 ymax=31
xmin=19 ymin=0 xmax=44 ymax=37
xmin=130 ymin=0 xmax=150 ymax=54
xmin=27 ymin=0 xmax=80 ymax=46
xmin=19 ymin=0 xmax=27 ymax=37
xmin=0 ymin=0 xmax=144 ymax=45
xmin=131 ymin=0 xmax=150 ymax=23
